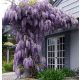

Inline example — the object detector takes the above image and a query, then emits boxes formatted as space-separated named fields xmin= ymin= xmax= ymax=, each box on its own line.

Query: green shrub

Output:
xmin=3 ymin=62 xmax=13 ymax=72
xmin=2 ymin=67 xmax=6 ymax=73
xmin=36 ymin=69 xmax=65 ymax=80
xmin=62 ymin=68 xmax=75 ymax=77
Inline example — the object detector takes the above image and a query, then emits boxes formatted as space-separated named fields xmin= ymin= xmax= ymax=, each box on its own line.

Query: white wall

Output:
xmin=70 ymin=30 xmax=79 ymax=70
xmin=57 ymin=0 xmax=79 ymax=18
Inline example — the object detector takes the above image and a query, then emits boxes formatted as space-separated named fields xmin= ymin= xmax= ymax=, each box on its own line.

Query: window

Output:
xmin=47 ymin=36 xmax=65 ymax=69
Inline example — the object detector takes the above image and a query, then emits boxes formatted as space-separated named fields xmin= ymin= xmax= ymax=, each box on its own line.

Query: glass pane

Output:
xmin=63 ymin=44 xmax=65 ymax=50
xmin=60 ymin=58 xmax=62 ymax=64
xmin=63 ymin=37 xmax=65 ymax=43
xmin=63 ymin=58 xmax=65 ymax=64
xmin=57 ymin=58 xmax=59 ymax=64
xmin=57 ymin=39 xmax=60 ymax=44
xmin=50 ymin=52 xmax=52 ymax=57
xmin=60 ymin=65 xmax=62 ymax=69
xmin=58 ymin=65 xmax=60 ymax=69
xmin=52 ymin=58 xmax=55 ymax=64
xmin=51 ymin=46 xmax=52 ymax=51
xmin=60 ymin=37 xmax=63 ymax=43
xmin=60 ymin=44 xmax=62 ymax=50
xmin=52 ymin=45 xmax=55 ymax=51
xmin=57 ymin=45 xmax=59 ymax=50
xmin=48 ymin=52 xmax=51 ymax=57
xmin=60 ymin=51 xmax=62 ymax=57
xmin=57 ymin=52 xmax=59 ymax=57
xmin=52 ymin=52 xmax=55 ymax=57
xmin=48 ymin=58 xmax=50 ymax=63
xmin=48 ymin=46 xmax=50 ymax=51
xmin=50 ymin=58 xmax=52 ymax=64
xmin=63 ymin=51 xmax=65 ymax=57
xmin=51 ymin=65 xmax=52 ymax=68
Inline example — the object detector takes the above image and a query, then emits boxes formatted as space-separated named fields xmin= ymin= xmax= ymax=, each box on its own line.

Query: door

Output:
xmin=47 ymin=35 xmax=65 ymax=69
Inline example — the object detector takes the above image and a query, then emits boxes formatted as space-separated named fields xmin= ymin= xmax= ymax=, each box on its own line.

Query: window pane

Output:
xmin=63 ymin=37 xmax=65 ymax=43
xmin=51 ymin=46 xmax=52 ymax=51
xmin=63 ymin=58 xmax=65 ymax=64
xmin=60 ymin=44 xmax=62 ymax=50
xmin=57 ymin=39 xmax=60 ymax=44
xmin=57 ymin=58 xmax=59 ymax=64
xmin=57 ymin=45 xmax=59 ymax=50
xmin=60 ymin=65 xmax=62 ymax=69
xmin=50 ymin=58 xmax=52 ymax=64
xmin=60 ymin=51 xmax=62 ymax=57
xmin=63 ymin=51 xmax=65 ymax=57
xmin=50 ymin=65 xmax=52 ymax=68
xmin=48 ymin=52 xmax=51 ymax=57
xmin=52 ymin=45 xmax=55 ymax=51
xmin=52 ymin=52 xmax=55 ymax=57
xmin=57 ymin=52 xmax=59 ymax=57
xmin=51 ymin=52 xmax=53 ymax=57
xmin=48 ymin=46 xmax=50 ymax=51
xmin=52 ymin=58 xmax=55 ymax=64
xmin=58 ymin=65 xmax=60 ymax=69
xmin=63 ymin=44 xmax=65 ymax=50
xmin=60 ymin=37 xmax=63 ymax=43
xmin=48 ymin=58 xmax=50 ymax=63
xmin=60 ymin=58 xmax=62 ymax=64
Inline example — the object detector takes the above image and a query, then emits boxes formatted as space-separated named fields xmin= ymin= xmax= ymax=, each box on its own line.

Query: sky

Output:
xmin=0 ymin=0 xmax=11 ymax=18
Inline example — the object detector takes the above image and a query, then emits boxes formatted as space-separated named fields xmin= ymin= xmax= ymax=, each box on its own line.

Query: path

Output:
xmin=2 ymin=72 xmax=37 ymax=80
xmin=2 ymin=72 xmax=17 ymax=80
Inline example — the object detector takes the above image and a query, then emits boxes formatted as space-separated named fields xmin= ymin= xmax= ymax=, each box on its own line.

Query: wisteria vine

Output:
xmin=3 ymin=0 xmax=78 ymax=77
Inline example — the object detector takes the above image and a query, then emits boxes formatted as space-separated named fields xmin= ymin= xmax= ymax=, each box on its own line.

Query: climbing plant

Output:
xmin=3 ymin=0 xmax=78 ymax=78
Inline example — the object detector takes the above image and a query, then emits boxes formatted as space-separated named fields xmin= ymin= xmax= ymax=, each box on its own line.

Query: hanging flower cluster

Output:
xmin=3 ymin=0 xmax=78 ymax=77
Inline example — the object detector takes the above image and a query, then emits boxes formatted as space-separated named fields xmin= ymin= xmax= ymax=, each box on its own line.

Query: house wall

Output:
xmin=70 ymin=30 xmax=79 ymax=69
xmin=57 ymin=0 xmax=79 ymax=18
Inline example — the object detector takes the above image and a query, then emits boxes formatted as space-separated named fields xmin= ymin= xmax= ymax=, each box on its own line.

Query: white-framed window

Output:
xmin=47 ymin=35 xmax=65 ymax=69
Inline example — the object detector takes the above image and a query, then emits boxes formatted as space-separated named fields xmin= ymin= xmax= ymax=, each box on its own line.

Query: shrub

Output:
xmin=62 ymin=68 xmax=75 ymax=77
xmin=3 ymin=62 xmax=13 ymax=72
xmin=36 ymin=69 xmax=65 ymax=80
xmin=2 ymin=67 xmax=6 ymax=73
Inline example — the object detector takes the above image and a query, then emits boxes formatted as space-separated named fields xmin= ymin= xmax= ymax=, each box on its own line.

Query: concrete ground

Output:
xmin=2 ymin=72 xmax=37 ymax=80
xmin=2 ymin=72 xmax=17 ymax=80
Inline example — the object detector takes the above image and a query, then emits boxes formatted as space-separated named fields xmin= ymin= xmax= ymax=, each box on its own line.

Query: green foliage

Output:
xmin=2 ymin=67 xmax=6 ymax=73
xmin=36 ymin=69 xmax=65 ymax=80
xmin=2 ymin=35 xmax=8 ymax=44
xmin=2 ymin=51 xmax=14 ymax=73
xmin=36 ymin=68 xmax=77 ymax=80
xmin=3 ymin=62 xmax=13 ymax=72
xmin=62 ymin=68 xmax=75 ymax=77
